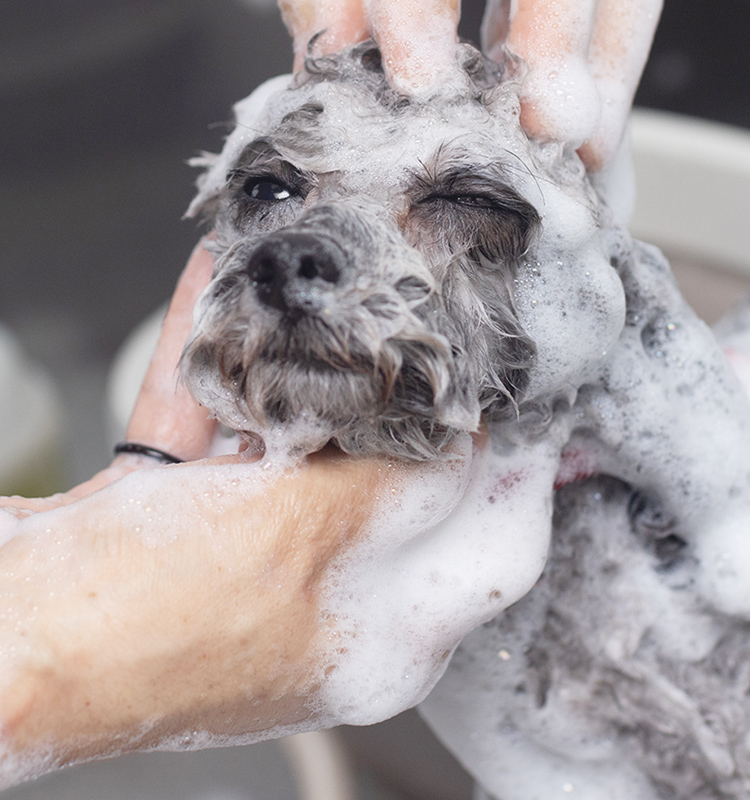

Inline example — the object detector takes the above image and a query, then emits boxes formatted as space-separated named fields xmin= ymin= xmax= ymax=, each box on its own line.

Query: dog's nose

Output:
xmin=246 ymin=233 xmax=342 ymax=315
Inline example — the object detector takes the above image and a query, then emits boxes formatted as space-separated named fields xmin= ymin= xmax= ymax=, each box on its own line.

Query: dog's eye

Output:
xmin=450 ymin=194 xmax=499 ymax=209
xmin=409 ymin=182 xmax=540 ymax=263
xmin=421 ymin=193 xmax=502 ymax=210
xmin=244 ymin=178 xmax=294 ymax=202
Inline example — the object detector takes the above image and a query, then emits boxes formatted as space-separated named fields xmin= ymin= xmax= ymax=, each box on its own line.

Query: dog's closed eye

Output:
xmin=446 ymin=194 xmax=504 ymax=209
xmin=408 ymin=183 xmax=540 ymax=264
xmin=420 ymin=192 xmax=507 ymax=210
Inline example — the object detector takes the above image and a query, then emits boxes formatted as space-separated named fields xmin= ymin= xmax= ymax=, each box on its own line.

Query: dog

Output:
xmin=182 ymin=43 xmax=750 ymax=798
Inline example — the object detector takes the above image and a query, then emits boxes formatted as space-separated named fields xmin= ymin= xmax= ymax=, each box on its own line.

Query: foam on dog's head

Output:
xmin=187 ymin=43 xmax=525 ymax=220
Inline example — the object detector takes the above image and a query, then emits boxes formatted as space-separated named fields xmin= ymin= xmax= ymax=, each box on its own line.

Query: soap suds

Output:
xmin=422 ymin=478 xmax=750 ymax=800
xmin=315 ymin=420 xmax=569 ymax=726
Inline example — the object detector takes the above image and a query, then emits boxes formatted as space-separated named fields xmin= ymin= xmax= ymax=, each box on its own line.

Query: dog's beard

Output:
xmin=182 ymin=248 xmax=533 ymax=460
xmin=184 ymin=282 xmax=464 ymax=459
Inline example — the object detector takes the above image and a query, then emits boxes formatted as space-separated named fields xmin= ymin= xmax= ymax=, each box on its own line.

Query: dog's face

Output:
xmin=182 ymin=44 xmax=624 ymax=460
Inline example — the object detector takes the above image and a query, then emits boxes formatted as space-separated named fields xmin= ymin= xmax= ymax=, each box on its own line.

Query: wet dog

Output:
xmin=181 ymin=43 xmax=566 ymax=460
xmin=182 ymin=43 xmax=750 ymax=799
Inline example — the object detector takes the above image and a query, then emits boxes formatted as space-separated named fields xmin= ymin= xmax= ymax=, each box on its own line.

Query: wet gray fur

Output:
xmin=181 ymin=43 xmax=540 ymax=460
xmin=425 ymin=478 xmax=750 ymax=800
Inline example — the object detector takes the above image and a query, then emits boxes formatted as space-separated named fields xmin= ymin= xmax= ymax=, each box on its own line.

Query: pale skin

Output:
xmin=0 ymin=0 xmax=662 ymax=785
xmin=0 ymin=244 xmax=421 ymax=783
xmin=280 ymin=0 xmax=663 ymax=170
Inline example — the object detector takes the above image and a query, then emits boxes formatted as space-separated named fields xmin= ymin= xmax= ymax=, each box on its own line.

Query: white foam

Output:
xmin=315 ymin=416 xmax=571 ymax=726
xmin=520 ymin=53 xmax=601 ymax=148
xmin=9 ymin=45 xmax=750 ymax=798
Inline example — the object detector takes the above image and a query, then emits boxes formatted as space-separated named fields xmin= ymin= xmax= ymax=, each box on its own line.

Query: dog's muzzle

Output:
xmin=247 ymin=232 xmax=345 ymax=319
xmin=181 ymin=200 xmax=512 ymax=458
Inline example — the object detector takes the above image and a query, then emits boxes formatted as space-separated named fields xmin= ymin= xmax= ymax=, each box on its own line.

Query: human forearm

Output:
xmin=0 ymin=454 xmax=384 ymax=785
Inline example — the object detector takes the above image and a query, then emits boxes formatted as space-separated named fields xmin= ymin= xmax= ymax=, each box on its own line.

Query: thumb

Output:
xmin=125 ymin=240 xmax=217 ymax=463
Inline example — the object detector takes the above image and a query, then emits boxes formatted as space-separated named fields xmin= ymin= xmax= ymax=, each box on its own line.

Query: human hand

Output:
xmin=0 ymin=243 xmax=396 ymax=785
xmin=278 ymin=0 xmax=461 ymax=94
xmin=278 ymin=0 xmax=662 ymax=171
xmin=483 ymin=0 xmax=662 ymax=169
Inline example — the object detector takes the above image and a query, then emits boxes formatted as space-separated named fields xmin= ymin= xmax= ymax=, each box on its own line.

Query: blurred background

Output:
xmin=0 ymin=1 xmax=748 ymax=797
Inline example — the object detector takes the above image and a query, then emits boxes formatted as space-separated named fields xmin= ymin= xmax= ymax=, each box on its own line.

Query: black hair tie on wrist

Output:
xmin=113 ymin=442 xmax=184 ymax=465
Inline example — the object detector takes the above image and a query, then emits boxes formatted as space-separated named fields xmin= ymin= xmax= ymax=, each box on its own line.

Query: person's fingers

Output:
xmin=278 ymin=0 xmax=369 ymax=72
xmin=365 ymin=0 xmax=461 ymax=93
xmin=124 ymin=241 xmax=217 ymax=464
xmin=577 ymin=0 xmax=662 ymax=170
xmin=506 ymin=0 xmax=601 ymax=148
xmin=480 ymin=0 xmax=511 ymax=63
xmin=279 ymin=0 xmax=461 ymax=94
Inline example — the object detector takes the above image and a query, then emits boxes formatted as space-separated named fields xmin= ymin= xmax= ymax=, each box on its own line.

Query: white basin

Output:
xmin=0 ymin=325 xmax=61 ymax=497
xmin=630 ymin=108 xmax=750 ymax=321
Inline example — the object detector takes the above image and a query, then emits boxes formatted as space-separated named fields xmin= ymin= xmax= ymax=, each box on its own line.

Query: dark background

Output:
xmin=0 ymin=0 xmax=747 ymax=479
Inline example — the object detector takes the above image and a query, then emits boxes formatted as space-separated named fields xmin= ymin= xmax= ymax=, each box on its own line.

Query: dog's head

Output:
xmin=182 ymin=43 xmax=618 ymax=460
